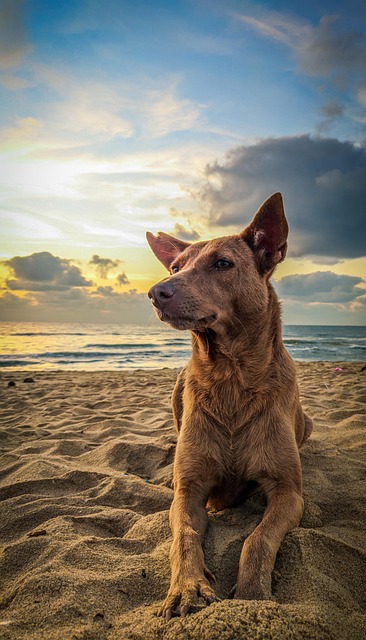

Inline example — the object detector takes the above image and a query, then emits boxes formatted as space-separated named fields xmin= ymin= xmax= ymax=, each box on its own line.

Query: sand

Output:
xmin=0 ymin=362 xmax=365 ymax=640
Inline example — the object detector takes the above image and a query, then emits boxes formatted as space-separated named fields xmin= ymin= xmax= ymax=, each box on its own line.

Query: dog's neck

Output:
xmin=190 ymin=284 xmax=283 ymax=384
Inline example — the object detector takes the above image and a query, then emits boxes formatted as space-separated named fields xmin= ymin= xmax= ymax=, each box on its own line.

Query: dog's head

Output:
xmin=146 ymin=192 xmax=288 ymax=332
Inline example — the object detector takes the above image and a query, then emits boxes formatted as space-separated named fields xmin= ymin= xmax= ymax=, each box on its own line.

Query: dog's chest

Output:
xmin=201 ymin=384 xmax=269 ymax=478
xmin=204 ymin=376 xmax=263 ymax=426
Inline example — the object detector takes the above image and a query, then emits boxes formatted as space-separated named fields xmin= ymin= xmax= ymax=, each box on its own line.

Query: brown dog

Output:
xmin=147 ymin=192 xmax=312 ymax=619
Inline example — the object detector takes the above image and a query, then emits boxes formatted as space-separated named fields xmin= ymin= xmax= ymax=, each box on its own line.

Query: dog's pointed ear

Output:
xmin=241 ymin=192 xmax=288 ymax=276
xmin=146 ymin=231 xmax=190 ymax=270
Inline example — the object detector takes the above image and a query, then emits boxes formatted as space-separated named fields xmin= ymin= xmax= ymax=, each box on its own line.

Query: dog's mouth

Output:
xmin=157 ymin=310 xmax=217 ymax=331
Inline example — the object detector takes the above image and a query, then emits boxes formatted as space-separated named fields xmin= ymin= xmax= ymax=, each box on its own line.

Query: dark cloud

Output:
xmin=169 ymin=207 xmax=202 ymax=241
xmin=6 ymin=252 xmax=65 ymax=282
xmin=298 ymin=16 xmax=366 ymax=85
xmin=321 ymin=103 xmax=344 ymax=119
xmin=173 ymin=222 xmax=200 ymax=242
xmin=276 ymin=271 xmax=365 ymax=303
xmin=197 ymin=135 xmax=366 ymax=260
xmin=0 ymin=0 xmax=31 ymax=69
xmin=317 ymin=102 xmax=345 ymax=134
xmin=4 ymin=252 xmax=93 ymax=291
xmin=94 ymin=285 xmax=116 ymax=297
xmin=116 ymin=272 xmax=130 ymax=286
xmin=89 ymin=254 xmax=121 ymax=278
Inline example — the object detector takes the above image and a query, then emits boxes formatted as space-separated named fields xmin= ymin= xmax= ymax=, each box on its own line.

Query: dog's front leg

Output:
xmin=234 ymin=478 xmax=304 ymax=601
xmin=159 ymin=482 xmax=218 ymax=619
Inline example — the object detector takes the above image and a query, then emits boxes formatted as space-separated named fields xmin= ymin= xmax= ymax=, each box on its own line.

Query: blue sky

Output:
xmin=0 ymin=0 xmax=365 ymax=325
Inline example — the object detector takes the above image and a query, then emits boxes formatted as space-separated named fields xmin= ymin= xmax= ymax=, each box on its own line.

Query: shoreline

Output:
xmin=1 ymin=359 xmax=365 ymax=374
xmin=0 ymin=363 xmax=365 ymax=639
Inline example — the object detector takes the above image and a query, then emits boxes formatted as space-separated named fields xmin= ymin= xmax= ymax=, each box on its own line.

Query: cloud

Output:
xmin=32 ymin=66 xmax=134 ymax=140
xmin=28 ymin=65 xmax=204 ymax=147
xmin=275 ymin=271 xmax=366 ymax=324
xmin=89 ymin=254 xmax=121 ymax=278
xmin=237 ymin=13 xmax=307 ymax=49
xmin=238 ymin=12 xmax=366 ymax=81
xmin=0 ymin=0 xmax=31 ymax=70
xmin=142 ymin=85 xmax=205 ymax=138
xmin=0 ymin=117 xmax=42 ymax=149
xmin=169 ymin=207 xmax=204 ymax=241
xmin=238 ymin=12 xmax=366 ymax=124
xmin=196 ymin=135 xmax=366 ymax=260
xmin=321 ymin=103 xmax=344 ymax=119
xmin=4 ymin=252 xmax=93 ymax=291
xmin=297 ymin=15 xmax=366 ymax=83
xmin=0 ymin=251 xmax=151 ymax=323
xmin=317 ymin=102 xmax=345 ymax=133
xmin=116 ymin=272 xmax=130 ymax=286
xmin=172 ymin=223 xmax=200 ymax=242
xmin=0 ymin=286 xmax=152 ymax=324
xmin=94 ymin=285 xmax=117 ymax=296
xmin=0 ymin=73 xmax=32 ymax=90
xmin=1 ymin=251 xmax=365 ymax=326
xmin=349 ymin=292 xmax=366 ymax=314
xmin=276 ymin=271 xmax=365 ymax=303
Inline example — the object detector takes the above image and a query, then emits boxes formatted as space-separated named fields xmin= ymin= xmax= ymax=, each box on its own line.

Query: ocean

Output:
xmin=0 ymin=322 xmax=365 ymax=371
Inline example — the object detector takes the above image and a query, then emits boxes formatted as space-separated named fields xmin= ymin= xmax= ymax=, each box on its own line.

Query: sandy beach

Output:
xmin=0 ymin=362 xmax=365 ymax=639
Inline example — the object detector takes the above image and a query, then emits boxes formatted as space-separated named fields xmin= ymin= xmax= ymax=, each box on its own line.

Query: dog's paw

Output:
xmin=229 ymin=582 xmax=273 ymax=601
xmin=157 ymin=577 xmax=219 ymax=620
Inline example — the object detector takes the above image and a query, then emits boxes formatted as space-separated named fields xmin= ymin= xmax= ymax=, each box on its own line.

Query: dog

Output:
xmin=147 ymin=192 xmax=313 ymax=619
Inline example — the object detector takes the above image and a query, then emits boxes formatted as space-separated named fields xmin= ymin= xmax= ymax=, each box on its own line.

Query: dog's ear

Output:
xmin=146 ymin=231 xmax=190 ymax=270
xmin=241 ymin=192 xmax=288 ymax=276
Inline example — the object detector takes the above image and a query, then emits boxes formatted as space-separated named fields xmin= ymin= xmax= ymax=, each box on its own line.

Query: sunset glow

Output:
xmin=1 ymin=0 xmax=365 ymax=324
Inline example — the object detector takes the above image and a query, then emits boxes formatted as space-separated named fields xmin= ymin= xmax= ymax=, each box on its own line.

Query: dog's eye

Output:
xmin=214 ymin=259 xmax=232 ymax=270
xmin=171 ymin=265 xmax=179 ymax=274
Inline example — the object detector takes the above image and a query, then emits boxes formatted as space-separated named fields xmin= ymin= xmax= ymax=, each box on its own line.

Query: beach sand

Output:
xmin=0 ymin=362 xmax=365 ymax=639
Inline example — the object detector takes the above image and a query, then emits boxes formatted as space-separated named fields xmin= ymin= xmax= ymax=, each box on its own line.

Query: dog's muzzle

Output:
xmin=148 ymin=281 xmax=217 ymax=330
xmin=148 ymin=282 xmax=175 ymax=309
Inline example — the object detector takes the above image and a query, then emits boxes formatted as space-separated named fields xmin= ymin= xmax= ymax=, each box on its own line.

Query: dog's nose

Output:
xmin=148 ymin=282 xmax=176 ymax=303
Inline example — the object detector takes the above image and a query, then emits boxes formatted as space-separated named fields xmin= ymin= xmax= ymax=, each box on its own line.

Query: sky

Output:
xmin=0 ymin=0 xmax=365 ymax=326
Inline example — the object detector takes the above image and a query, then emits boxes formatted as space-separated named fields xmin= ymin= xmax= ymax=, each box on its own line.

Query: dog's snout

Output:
xmin=148 ymin=282 xmax=176 ymax=303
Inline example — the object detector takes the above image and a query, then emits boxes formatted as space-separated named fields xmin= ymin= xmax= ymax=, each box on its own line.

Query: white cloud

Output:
xmin=238 ymin=12 xmax=309 ymax=49
xmin=142 ymin=85 xmax=205 ymax=138
xmin=29 ymin=64 xmax=204 ymax=145
xmin=0 ymin=117 xmax=42 ymax=149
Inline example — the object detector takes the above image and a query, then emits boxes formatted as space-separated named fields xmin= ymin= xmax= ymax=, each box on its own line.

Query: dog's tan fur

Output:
xmin=147 ymin=192 xmax=312 ymax=619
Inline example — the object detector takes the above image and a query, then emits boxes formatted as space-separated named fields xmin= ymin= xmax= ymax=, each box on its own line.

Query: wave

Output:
xmin=84 ymin=343 xmax=160 ymax=350
xmin=285 ymin=338 xmax=365 ymax=346
xmin=41 ymin=350 xmax=160 ymax=359
xmin=1 ymin=323 xmax=365 ymax=370
xmin=10 ymin=332 xmax=90 ymax=337
xmin=0 ymin=360 xmax=35 ymax=367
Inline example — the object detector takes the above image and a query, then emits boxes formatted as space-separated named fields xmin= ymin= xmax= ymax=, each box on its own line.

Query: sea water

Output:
xmin=0 ymin=322 xmax=365 ymax=370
